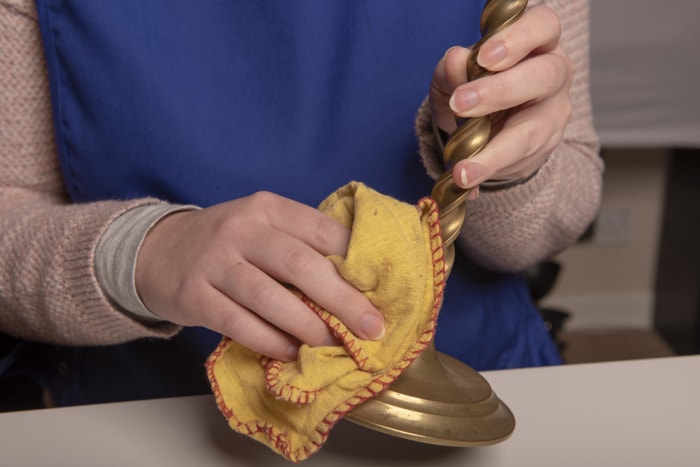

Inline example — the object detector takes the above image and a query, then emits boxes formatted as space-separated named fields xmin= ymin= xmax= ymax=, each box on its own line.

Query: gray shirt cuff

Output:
xmin=95 ymin=203 xmax=200 ymax=322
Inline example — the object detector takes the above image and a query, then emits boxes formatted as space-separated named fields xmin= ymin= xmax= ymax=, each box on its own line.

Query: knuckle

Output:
xmin=489 ymin=74 xmax=512 ymax=102
xmin=285 ymin=247 xmax=314 ymax=276
xmin=248 ymin=190 xmax=278 ymax=207
xmin=332 ymin=289 xmax=354 ymax=310
xmin=513 ymin=121 xmax=540 ymax=155
xmin=313 ymin=215 xmax=346 ymax=252
xmin=245 ymin=191 xmax=283 ymax=218
xmin=538 ymin=57 xmax=567 ymax=95
xmin=216 ymin=310 xmax=249 ymax=340
xmin=218 ymin=191 xmax=280 ymax=235
xmin=328 ymin=289 xmax=362 ymax=323
xmin=444 ymin=47 xmax=471 ymax=89
xmin=248 ymin=281 xmax=276 ymax=306
xmin=535 ymin=5 xmax=561 ymax=38
xmin=444 ymin=46 xmax=469 ymax=70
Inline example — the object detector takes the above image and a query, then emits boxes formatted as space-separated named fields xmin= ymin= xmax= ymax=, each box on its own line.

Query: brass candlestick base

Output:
xmin=346 ymin=343 xmax=515 ymax=446
xmin=346 ymin=0 xmax=527 ymax=446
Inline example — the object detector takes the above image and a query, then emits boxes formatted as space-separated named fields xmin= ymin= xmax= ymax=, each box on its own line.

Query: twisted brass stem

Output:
xmin=347 ymin=0 xmax=527 ymax=445
xmin=431 ymin=0 xmax=528 ymax=276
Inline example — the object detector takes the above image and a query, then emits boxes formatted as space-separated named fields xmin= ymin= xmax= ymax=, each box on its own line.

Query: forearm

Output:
xmin=0 ymin=193 xmax=181 ymax=345
xmin=0 ymin=0 xmax=179 ymax=345
xmin=457 ymin=138 xmax=602 ymax=272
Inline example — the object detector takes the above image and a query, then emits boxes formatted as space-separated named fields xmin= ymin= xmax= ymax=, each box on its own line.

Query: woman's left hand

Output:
xmin=430 ymin=4 xmax=574 ymax=191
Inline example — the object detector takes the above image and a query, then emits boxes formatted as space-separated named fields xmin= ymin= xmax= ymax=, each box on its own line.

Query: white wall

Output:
xmin=589 ymin=0 xmax=700 ymax=147
xmin=542 ymin=148 xmax=669 ymax=330
xmin=548 ymin=1 xmax=700 ymax=330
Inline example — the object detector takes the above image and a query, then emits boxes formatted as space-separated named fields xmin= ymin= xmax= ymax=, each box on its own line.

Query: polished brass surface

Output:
xmin=346 ymin=0 xmax=526 ymax=446
xmin=439 ymin=0 xmax=528 ymax=276
xmin=348 ymin=343 xmax=515 ymax=446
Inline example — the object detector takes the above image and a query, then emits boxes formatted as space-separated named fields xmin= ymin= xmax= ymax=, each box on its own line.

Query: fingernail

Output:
xmin=449 ymin=89 xmax=479 ymax=113
xmin=361 ymin=314 xmax=385 ymax=340
xmin=286 ymin=344 xmax=300 ymax=361
xmin=457 ymin=162 xmax=485 ymax=188
xmin=460 ymin=167 xmax=469 ymax=187
xmin=478 ymin=42 xmax=506 ymax=68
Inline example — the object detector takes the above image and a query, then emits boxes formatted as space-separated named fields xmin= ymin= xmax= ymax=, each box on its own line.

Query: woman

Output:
xmin=0 ymin=0 xmax=602 ymax=406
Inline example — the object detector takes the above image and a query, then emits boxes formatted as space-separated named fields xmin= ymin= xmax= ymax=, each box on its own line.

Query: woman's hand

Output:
xmin=134 ymin=192 xmax=385 ymax=362
xmin=430 ymin=5 xmax=574 ymax=190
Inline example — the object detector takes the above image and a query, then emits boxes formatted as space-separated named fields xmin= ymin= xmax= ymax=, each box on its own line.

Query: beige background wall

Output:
xmin=541 ymin=148 xmax=669 ymax=330
xmin=554 ymin=2 xmax=700 ymax=331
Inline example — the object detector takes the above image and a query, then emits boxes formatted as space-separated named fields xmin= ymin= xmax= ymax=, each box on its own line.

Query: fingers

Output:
xmin=260 ymin=192 xmax=352 ymax=258
xmin=240 ymin=224 xmax=386 ymax=341
xmin=477 ymin=5 xmax=562 ymax=71
xmin=430 ymin=46 xmax=472 ymax=132
xmin=240 ymin=193 xmax=385 ymax=340
xmin=431 ymin=6 xmax=567 ymax=132
xmin=450 ymin=50 xmax=573 ymax=118
xmin=136 ymin=192 xmax=385 ymax=362
xmin=211 ymin=259 xmax=337 ymax=346
xmin=453 ymin=88 xmax=571 ymax=188
xmin=429 ymin=5 xmax=573 ymax=190
xmin=198 ymin=284 xmax=304 ymax=362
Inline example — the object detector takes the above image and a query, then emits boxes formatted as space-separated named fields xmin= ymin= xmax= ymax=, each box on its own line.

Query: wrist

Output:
xmin=95 ymin=203 xmax=200 ymax=322
xmin=478 ymin=168 xmax=540 ymax=191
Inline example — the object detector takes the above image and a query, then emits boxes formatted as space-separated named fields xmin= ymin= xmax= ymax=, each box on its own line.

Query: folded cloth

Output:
xmin=206 ymin=182 xmax=445 ymax=462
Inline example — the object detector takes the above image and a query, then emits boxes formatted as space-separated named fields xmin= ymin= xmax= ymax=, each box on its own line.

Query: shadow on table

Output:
xmin=322 ymin=420 xmax=476 ymax=463
xmin=205 ymin=407 xmax=480 ymax=465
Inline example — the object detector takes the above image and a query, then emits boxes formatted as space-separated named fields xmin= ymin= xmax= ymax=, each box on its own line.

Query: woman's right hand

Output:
xmin=134 ymin=192 xmax=385 ymax=362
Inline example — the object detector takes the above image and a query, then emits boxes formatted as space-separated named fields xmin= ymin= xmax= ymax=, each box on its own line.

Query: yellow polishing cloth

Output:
xmin=206 ymin=182 xmax=445 ymax=462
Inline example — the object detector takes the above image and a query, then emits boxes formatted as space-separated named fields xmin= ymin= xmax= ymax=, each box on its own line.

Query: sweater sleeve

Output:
xmin=0 ymin=0 xmax=180 ymax=345
xmin=415 ymin=0 xmax=604 ymax=272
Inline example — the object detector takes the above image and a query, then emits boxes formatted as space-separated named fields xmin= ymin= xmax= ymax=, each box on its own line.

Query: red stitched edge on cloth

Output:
xmin=264 ymin=357 xmax=323 ymax=404
xmin=205 ymin=196 xmax=445 ymax=462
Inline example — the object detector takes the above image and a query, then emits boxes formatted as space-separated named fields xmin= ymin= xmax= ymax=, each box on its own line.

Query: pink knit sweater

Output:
xmin=0 ymin=0 xmax=602 ymax=346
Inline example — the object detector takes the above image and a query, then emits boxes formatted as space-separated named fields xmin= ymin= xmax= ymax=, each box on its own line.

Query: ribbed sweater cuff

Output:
xmin=95 ymin=203 xmax=200 ymax=322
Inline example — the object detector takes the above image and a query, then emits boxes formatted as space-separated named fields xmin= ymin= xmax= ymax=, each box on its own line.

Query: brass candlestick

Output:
xmin=346 ymin=0 xmax=527 ymax=446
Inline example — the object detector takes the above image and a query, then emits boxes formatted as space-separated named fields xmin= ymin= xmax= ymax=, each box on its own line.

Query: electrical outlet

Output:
xmin=593 ymin=208 xmax=632 ymax=245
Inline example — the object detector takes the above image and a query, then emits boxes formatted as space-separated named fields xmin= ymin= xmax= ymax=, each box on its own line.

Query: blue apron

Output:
xmin=22 ymin=0 xmax=560 ymax=406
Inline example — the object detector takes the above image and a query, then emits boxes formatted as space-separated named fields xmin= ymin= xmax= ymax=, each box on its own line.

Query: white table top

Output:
xmin=1 ymin=355 xmax=698 ymax=466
